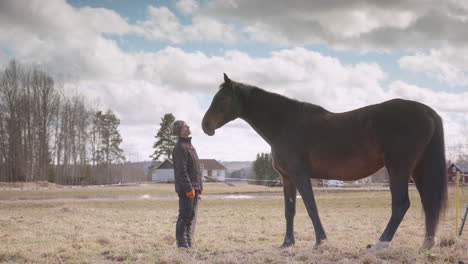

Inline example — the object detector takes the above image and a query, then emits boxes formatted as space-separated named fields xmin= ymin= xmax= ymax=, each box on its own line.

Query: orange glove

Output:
xmin=186 ymin=189 xmax=195 ymax=199
xmin=199 ymin=190 xmax=203 ymax=195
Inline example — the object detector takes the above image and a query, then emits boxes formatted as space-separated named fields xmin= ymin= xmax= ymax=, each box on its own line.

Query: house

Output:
xmin=200 ymin=159 xmax=227 ymax=181
xmin=151 ymin=159 xmax=174 ymax=182
xmin=447 ymin=162 xmax=468 ymax=183
xmin=151 ymin=158 xmax=228 ymax=182
xmin=325 ymin=180 xmax=345 ymax=187
xmin=353 ymin=177 xmax=372 ymax=184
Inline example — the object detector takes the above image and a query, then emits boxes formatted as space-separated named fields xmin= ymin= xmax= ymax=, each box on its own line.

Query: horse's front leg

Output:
xmin=293 ymin=167 xmax=327 ymax=248
xmin=280 ymin=176 xmax=297 ymax=248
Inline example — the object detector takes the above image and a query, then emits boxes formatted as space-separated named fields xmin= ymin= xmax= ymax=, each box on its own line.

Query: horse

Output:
xmin=202 ymin=74 xmax=448 ymax=250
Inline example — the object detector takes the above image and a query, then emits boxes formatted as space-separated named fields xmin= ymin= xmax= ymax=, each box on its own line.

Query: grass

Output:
xmin=0 ymin=183 xmax=467 ymax=263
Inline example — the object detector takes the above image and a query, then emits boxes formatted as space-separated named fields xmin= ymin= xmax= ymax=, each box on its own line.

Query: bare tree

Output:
xmin=0 ymin=60 xmax=140 ymax=185
xmin=0 ymin=61 xmax=24 ymax=181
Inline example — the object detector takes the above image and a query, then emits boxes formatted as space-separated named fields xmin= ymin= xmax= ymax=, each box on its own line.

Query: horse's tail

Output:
xmin=414 ymin=112 xmax=448 ymax=237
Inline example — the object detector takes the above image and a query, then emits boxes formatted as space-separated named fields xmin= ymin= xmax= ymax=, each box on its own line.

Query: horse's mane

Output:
xmin=226 ymin=81 xmax=327 ymax=115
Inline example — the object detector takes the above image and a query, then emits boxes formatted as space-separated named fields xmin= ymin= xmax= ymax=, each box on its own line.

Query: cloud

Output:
xmin=175 ymin=0 xmax=200 ymax=15
xmin=0 ymin=0 xmax=138 ymax=81
xmin=0 ymin=0 xmax=235 ymax=82
xmin=137 ymin=6 xmax=236 ymax=43
xmin=399 ymin=47 xmax=468 ymax=87
xmin=203 ymin=0 xmax=468 ymax=50
xmin=388 ymin=80 xmax=468 ymax=113
xmin=70 ymin=79 xmax=209 ymax=161
xmin=133 ymin=47 xmax=389 ymax=114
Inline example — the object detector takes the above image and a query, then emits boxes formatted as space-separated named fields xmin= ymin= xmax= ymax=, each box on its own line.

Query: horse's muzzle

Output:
xmin=202 ymin=120 xmax=215 ymax=136
xmin=204 ymin=129 xmax=215 ymax=136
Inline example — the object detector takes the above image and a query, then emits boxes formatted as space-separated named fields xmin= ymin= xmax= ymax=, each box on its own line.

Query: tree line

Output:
xmin=0 ymin=60 xmax=143 ymax=184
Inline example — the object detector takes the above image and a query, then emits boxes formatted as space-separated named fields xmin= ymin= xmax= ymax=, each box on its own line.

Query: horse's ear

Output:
xmin=223 ymin=73 xmax=232 ymax=86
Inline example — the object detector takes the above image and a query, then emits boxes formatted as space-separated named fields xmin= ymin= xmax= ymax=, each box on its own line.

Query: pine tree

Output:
xmin=253 ymin=152 xmax=279 ymax=186
xmin=93 ymin=110 xmax=125 ymax=165
xmin=150 ymin=113 xmax=176 ymax=162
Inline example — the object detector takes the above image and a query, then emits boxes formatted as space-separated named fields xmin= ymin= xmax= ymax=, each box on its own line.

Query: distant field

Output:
xmin=0 ymin=182 xmax=284 ymax=199
xmin=0 ymin=181 xmax=398 ymax=200
xmin=0 ymin=183 xmax=467 ymax=263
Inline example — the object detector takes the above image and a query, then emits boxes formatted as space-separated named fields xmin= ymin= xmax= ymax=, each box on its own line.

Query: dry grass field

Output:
xmin=0 ymin=182 xmax=284 ymax=198
xmin=0 ymin=182 xmax=467 ymax=264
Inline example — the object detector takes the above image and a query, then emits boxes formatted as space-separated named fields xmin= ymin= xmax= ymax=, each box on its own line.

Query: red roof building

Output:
xmin=447 ymin=162 xmax=468 ymax=183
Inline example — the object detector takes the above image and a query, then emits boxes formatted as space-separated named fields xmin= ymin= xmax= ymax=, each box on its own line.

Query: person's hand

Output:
xmin=186 ymin=189 xmax=195 ymax=199
xmin=199 ymin=190 xmax=203 ymax=195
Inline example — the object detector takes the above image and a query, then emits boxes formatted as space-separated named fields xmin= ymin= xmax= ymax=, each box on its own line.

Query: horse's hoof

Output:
xmin=314 ymin=239 xmax=327 ymax=249
xmin=420 ymin=236 xmax=436 ymax=250
xmin=370 ymin=241 xmax=390 ymax=251
xmin=279 ymin=242 xmax=294 ymax=248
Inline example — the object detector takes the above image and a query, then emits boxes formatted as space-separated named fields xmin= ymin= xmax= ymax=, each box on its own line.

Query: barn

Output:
xmin=447 ymin=162 xmax=468 ymax=183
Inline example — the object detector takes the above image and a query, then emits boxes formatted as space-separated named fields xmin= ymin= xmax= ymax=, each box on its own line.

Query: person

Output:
xmin=171 ymin=120 xmax=203 ymax=248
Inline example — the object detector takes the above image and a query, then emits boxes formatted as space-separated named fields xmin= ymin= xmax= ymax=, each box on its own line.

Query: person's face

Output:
xmin=180 ymin=123 xmax=191 ymax=137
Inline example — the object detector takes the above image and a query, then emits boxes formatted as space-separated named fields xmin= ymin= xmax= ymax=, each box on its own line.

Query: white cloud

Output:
xmin=137 ymin=6 xmax=236 ymax=43
xmin=399 ymin=47 xmax=468 ymax=87
xmin=72 ymin=80 xmax=209 ymax=161
xmin=0 ymin=0 xmax=138 ymax=81
xmin=0 ymin=0 xmax=235 ymax=82
xmin=175 ymin=0 xmax=200 ymax=15
xmin=388 ymin=80 xmax=468 ymax=113
xmin=203 ymin=0 xmax=468 ymax=50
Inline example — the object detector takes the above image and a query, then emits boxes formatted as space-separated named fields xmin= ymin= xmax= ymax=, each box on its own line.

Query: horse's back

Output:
xmin=297 ymin=99 xmax=438 ymax=180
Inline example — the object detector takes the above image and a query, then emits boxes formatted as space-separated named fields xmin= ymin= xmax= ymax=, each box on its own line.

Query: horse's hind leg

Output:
xmin=413 ymin=162 xmax=436 ymax=249
xmin=372 ymin=166 xmax=411 ymax=251
xmin=280 ymin=176 xmax=297 ymax=248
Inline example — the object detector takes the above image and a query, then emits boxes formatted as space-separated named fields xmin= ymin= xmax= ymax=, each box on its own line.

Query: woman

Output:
xmin=171 ymin=120 xmax=203 ymax=248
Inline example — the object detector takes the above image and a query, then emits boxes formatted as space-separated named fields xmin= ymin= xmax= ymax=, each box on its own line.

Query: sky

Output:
xmin=0 ymin=0 xmax=467 ymax=162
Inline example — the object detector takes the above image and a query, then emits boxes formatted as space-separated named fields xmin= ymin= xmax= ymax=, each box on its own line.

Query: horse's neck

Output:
xmin=239 ymin=88 xmax=299 ymax=145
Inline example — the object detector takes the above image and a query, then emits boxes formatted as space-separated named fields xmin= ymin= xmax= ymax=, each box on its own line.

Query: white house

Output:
xmin=151 ymin=159 xmax=174 ymax=182
xmin=200 ymin=159 xmax=227 ymax=182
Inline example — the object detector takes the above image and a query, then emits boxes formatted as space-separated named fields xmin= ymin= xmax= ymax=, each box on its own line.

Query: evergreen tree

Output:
xmin=93 ymin=110 xmax=125 ymax=165
xmin=253 ymin=152 xmax=279 ymax=186
xmin=150 ymin=113 xmax=176 ymax=162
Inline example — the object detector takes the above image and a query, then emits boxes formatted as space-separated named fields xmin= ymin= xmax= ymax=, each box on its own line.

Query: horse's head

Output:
xmin=202 ymin=73 xmax=243 ymax=136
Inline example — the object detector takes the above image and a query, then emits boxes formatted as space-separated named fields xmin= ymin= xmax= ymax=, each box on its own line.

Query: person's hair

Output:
xmin=171 ymin=120 xmax=186 ymax=136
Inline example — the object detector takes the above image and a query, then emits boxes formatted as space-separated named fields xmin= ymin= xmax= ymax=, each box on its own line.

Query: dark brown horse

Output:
xmin=202 ymin=74 xmax=448 ymax=250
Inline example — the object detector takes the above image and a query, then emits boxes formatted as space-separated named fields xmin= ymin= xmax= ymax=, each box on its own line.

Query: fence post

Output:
xmin=460 ymin=206 xmax=468 ymax=236
xmin=455 ymin=171 xmax=460 ymax=236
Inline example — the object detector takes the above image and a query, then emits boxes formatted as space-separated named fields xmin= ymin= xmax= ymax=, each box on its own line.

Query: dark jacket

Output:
xmin=172 ymin=137 xmax=203 ymax=193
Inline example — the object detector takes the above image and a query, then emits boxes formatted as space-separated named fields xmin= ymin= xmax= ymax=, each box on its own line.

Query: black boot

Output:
xmin=176 ymin=217 xmax=189 ymax=248
xmin=177 ymin=241 xmax=189 ymax=248
xmin=186 ymin=223 xmax=192 ymax=248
